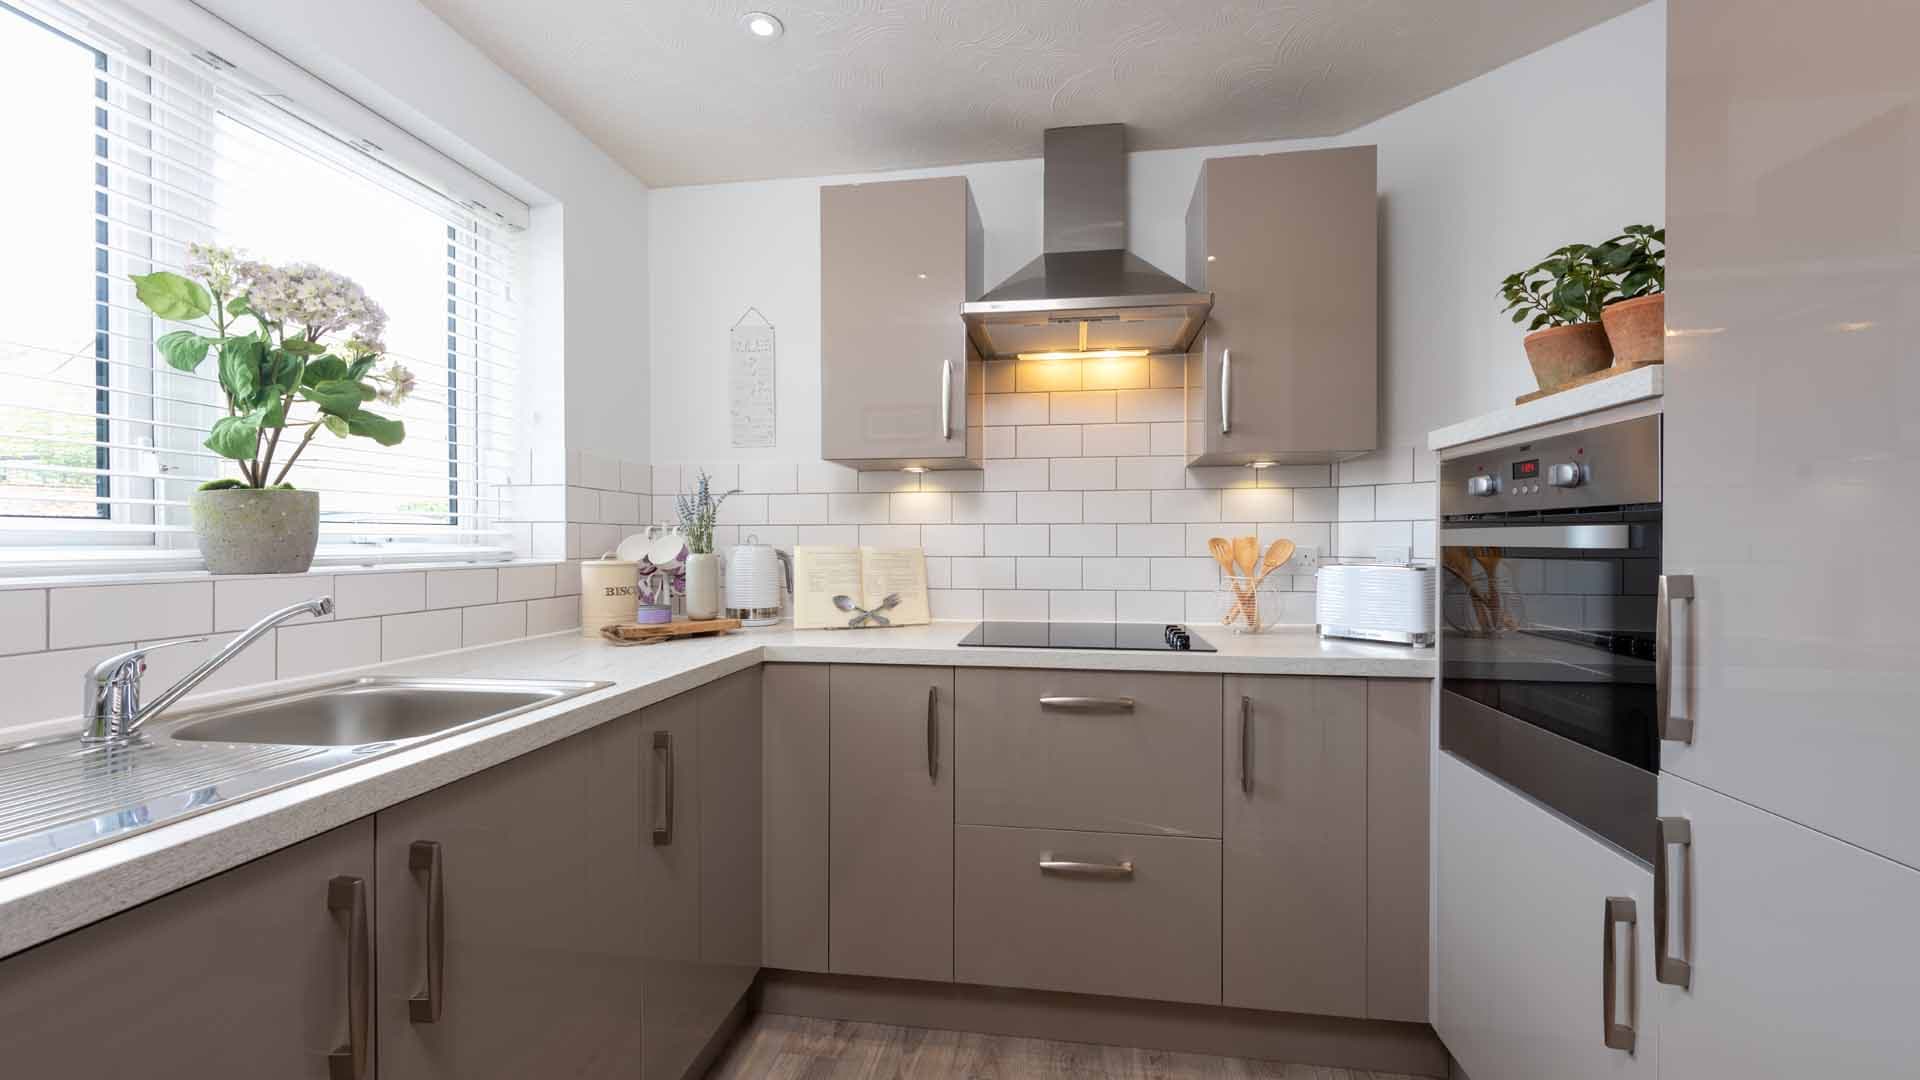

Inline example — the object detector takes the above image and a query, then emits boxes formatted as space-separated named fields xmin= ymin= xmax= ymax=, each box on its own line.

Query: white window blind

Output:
xmin=0 ymin=0 xmax=524 ymax=573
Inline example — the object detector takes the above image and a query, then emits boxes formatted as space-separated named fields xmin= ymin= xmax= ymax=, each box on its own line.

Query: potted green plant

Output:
xmin=1593 ymin=224 xmax=1666 ymax=366
xmin=1500 ymin=243 xmax=1615 ymax=391
xmin=674 ymin=469 xmax=737 ymax=620
xmin=129 ymin=244 xmax=412 ymax=574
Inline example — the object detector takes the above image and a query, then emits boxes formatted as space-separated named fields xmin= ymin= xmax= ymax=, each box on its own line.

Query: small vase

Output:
xmin=684 ymin=552 xmax=721 ymax=620
xmin=190 ymin=488 xmax=320 ymax=575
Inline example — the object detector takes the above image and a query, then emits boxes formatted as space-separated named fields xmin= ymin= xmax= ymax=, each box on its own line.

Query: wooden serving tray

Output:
xmin=600 ymin=617 xmax=742 ymax=645
xmin=1515 ymin=361 xmax=1660 ymax=404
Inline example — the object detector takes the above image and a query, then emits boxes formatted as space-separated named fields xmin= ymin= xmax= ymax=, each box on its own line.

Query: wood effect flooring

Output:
xmin=705 ymin=1013 xmax=1431 ymax=1080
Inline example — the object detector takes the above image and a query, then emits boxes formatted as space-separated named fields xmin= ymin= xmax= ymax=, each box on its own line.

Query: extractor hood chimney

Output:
xmin=961 ymin=124 xmax=1212 ymax=361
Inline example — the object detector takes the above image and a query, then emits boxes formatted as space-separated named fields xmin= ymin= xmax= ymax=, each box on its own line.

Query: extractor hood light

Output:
xmin=902 ymin=466 xmax=929 ymax=474
xmin=1014 ymin=348 xmax=1151 ymax=362
xmin=740 ymin=11 xmax=784 ymax=38
xmin=1249 ymin=461 xmax=1277 ymax=470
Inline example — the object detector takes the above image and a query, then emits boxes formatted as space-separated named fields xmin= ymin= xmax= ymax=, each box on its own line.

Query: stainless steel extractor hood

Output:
xmin=961 ymin=124 xmax=1211 ymax=361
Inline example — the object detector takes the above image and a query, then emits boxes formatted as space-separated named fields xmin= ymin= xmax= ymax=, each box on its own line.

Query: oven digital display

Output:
xmin=1512 ymin=459 xmax=1540 ymax=480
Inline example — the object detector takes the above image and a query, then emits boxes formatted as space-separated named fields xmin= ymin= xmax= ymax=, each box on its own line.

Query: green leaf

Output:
xmin=264 ymin=350 xmax=303 ymax=394
xmin=345 ymin=357 xmax=376 ymax=381
xmin=226 ymin=295 xmax=250 ymax=317
xmin=218 ymin=337 xmax=266 ymax=409
xmin=155 ymin=330 xmax=213 ymax=372
xmin=347 ymin=410 xmax=405 ymax=446
xmin=261 ymin=395 xmax=287 ymax=428
xmin=357 ymin=381 xmax=377 ymax=402
xmin=301 ymin=380 xmax=366 ymax=415
xmin=300 ymin=356 xmax=349 ymax=386
xmin=281 ymin=337 xmax=328 ymax=356
xmin=129 ymin=271 xmax=211 ymax=321
xmin=322 ymin=414 xmax=351 ymax=437
xmin=205 ymin=411 xmax=262 ymax=460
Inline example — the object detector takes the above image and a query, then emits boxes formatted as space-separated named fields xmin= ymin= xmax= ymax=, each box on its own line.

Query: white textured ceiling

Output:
xmin=419 ymin=0 xmax=1645 ymax=187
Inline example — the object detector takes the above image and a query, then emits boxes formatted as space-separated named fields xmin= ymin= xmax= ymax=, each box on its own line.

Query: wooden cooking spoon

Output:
xmin=1254 ymin=538 xmax=1296 ymax=584
xmin=1208 ymin=537 xmax=1248 ymax=625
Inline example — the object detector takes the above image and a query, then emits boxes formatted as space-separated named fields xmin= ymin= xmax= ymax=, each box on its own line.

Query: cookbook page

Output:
xmin=857 ymin=547 xmax=931 ymax=627
xmin=790 ymin=546 xmax=866 ymax=629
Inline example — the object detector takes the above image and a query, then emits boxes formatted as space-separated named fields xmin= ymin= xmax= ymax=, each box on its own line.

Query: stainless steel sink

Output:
xmin=170 ymin=679 xmax=579 ymax=747
xmin=0 ymin=676 xmax=607 ymax=879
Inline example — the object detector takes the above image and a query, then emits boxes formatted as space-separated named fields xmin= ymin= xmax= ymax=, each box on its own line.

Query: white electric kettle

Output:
xmin=724 ymin=539 xmax=791 ymax=626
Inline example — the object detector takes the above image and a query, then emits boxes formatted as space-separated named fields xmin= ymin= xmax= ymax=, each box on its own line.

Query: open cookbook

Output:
xmin=791 ymin=546 xmax=930 ymax=630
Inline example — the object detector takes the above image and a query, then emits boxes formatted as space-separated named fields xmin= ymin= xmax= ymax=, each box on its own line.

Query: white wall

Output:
xmin=649 ymin=0 xmax=1666 ymax=460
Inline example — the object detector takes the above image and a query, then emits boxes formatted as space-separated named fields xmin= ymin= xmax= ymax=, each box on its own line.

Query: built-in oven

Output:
xmin=1438 ymin=412 xmax=1662 ymax=863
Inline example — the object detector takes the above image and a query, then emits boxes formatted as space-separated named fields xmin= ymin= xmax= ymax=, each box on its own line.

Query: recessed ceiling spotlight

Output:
xmin=741 ymin=11 xmax=784 ymax=39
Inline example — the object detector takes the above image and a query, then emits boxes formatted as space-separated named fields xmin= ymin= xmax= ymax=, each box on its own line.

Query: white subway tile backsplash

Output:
xmin=769 ymin=493 xmax=829 ymax=524
xmin=1081 ymin=490 xmax=1151 ymax=523
xmin=600 ymin=491 xmax=643 ymax=525
xmin=858 ymin=471 xmax=920 ymax=493
xmin=919 ymin=470 xmax=983 ymax=493
xmin=1149 ymin=422 xmax=1185 ymax=456
xmin=796 ymin=462 xmax=859 ymax=492
xmin=580 ymin=524 xmax=621 ymax=557
xmin=1082 ymin=557 xmax=1149 ymax=590
xmin=567 ymin=486 xmax=600 ymax=522
xmin=1117 ymin=456 xmax=1187 ymax=490
xmin=1016 ymin=425 xmax=1082 ymax=458
xmin=1187 ymin=523 xmax=1254 ymax=557
xmin=0 ymin=590 xmax=47 ymax=656
xmin=1117 ymin=524 xmax=1186 ymax=556
xmin=1017 ymin=491 xmax=1082 ymax=523
xmin=1148 ymin=354 xmax=1186 ymax=389
xmin=1049 ymin=591 xmax=1115 ymax=620
xmin=1151 ymin=557 xmax=1222 ymax=591
xmin=426 ymin=569 xmax=498 ymax=608
xmin=1152 ymin=489 xmax=1220 ymax=523
xmin=1336 ymin=520 xmax=1415 ymax=559
xmin=1222 ymin=488 xmax=1293 ymax=522
xmin=1294 ymin=488 xmax=1339 ymax=522
xmin=929 ymin=589 xmax=983 ymax=620
xmin=1117 ymin=590 xmax=1186 ymax=622
xmin=798 ymin=525 xmax=861 ymax=546
xmin=142 ymin=631 xmax=276 ymax=705
xmin=212 ymin=576 xmax=335 ymax=633
xmin=1338 ymin=487 xmax=1377 ymax=522
xmin=1049 ymin=457 xmax=1116 ymax=491
xmin=986 ymin=393 xmax=1049 ymax=426
xmin=620 ymin=461 xmax=652 ymax=494
xmin=1255 ymin=464 xmax=1332 ymax=489
xmin=985 ymin=458 xmax=1050 ymax=491
xmin=984 ymin=361 xmax=1017 ymax=394
xmin=951 ymin=557 xmax=1016 ymax=589
xmin=828 ymin=493 xmax=890 ymax=524
xmin=1373 ymin=482 xmax=1436 ymax=521
xmin=462 ymin=602 xmax=528 ymax=648
xmin=578 ymin=452 xmax=622 ymax=492
xmin=0 ymin=642 xmax=130 ymax=733
xmin=1049 ymin=524 xmax=1117 ymax=556
xmin=1185 ymin=466 xmax=1257 ymax=490
xmin=1079 ymin=355 xmax=1149 ymax=390
xmin=1412 ymin=520 xmax=1438 ymax=560
xmin=1258 ymin=523 xmax=1334 ymax=567
xmin=951 ymin=492 xmax=1017 ymax=524
xmin=1337 ymin=447 xmax=1414 ymax=487
xmin=985 ymin=524 xmax=1051 ymax=556
xmin=497 ymin=564 xmax=557 ymax=602
xmin=889 ymin=492 xmax=952 ymax=524
xmin=277 ymin=618 xmax=380 ymax=680
xmin=1414 ymin=450 xmax=1440 ymax=483
xmin=859 ymin=525 xmax=923 ymax=549
xmin=50 ymin=583 xmax=211 ymax=650
xmin=651 ymin=465 xmax=681 ymax=497
xmin=381 ymin=609 xmax=462 ymax=661
xmin=982 ymin=427 xmax=1017 ymax=458
xmin=738 ymin=463 xmax=798 ymax=493
xmin=1017 ymin=357 xmax=1082 ymax=392
xmin=985 ymin=590 xmax=1048 ymax=621
xmin=1081 ymin=424 xmax=1150 ymax=456
xmin=924 ymin=558 xmax=952 ymax=588
xmin=1115 ymin=388 xmax=1183 ymax=423
xmin=332 ymin=571 xmax=426 ymax=619
xmin=920 ymin=525 xmax=985 ymax=557
xmin=1047 ymin=391 xmax=1116 ymax=424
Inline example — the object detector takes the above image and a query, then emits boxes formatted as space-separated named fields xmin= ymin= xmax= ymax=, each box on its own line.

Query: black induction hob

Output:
xmin=956 ymin=621 xmax=1217 ymax=652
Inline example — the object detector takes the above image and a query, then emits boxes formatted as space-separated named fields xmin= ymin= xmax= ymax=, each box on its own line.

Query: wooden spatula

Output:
xmin=1254 ymin=538 xmax=1296 ymax=584
xmin=1208 ymin=537 xmax=1246 ymax=625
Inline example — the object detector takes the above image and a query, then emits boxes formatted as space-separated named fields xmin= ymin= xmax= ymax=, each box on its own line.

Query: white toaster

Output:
xmin=1315 ymin=563 xmax=1435 ymax=646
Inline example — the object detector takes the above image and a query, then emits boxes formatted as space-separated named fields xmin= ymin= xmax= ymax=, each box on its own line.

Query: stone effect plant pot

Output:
xmin=1522 ymin=322 xmax=1614 ymax=392
xmin=1601 ymin=293 xmax=1666 ymax=367
xmin=191 ymin=488 xmax=320 ymax=575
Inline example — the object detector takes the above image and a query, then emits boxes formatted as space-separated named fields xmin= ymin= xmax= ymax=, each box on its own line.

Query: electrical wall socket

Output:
xmin=1284 ymin=545 xmax=1320 ymax=576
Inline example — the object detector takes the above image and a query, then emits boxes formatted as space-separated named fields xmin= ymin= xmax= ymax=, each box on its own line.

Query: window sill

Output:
xmin=0 ymin=550 xmax=543 ymax=591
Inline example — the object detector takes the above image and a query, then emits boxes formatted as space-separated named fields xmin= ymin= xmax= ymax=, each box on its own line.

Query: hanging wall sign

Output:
xmin=728 ymin=307 xmax=776 ymax=448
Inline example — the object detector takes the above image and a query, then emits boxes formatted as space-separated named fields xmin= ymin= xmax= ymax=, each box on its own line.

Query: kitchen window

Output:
xmin=0 ymin=0 xmax=524 ymax=574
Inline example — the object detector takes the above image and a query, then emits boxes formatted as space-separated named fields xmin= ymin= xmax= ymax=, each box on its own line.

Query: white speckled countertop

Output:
xmin=0 ymin=621 xmax=1431 ymax=958
xmin=1428 ymin=364 xmax=1663 ymax=450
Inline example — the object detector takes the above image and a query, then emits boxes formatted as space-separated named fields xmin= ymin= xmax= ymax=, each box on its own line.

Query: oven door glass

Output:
xmin=1440 ymin=510 xmax=1660 ymax=773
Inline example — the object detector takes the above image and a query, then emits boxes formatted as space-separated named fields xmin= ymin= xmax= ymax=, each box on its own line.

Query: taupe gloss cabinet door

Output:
xmin=0 ymin=819 xmax=375 ymax=1078
xmin=1222 ymin=675 xmax=1368 ymax=1017
xmin=821 ymin=176 xmax=984 ymax=469
xmin=828 ymin=663 xmax=954 ymax=981
xmin=1184 ymin=146 xmax=1378 ymax=466
xmin=375 ymin=736 xmax=613 ymax=1080
xmin=1365 ymin=677 xmax=1432 ymax=1023
xmin=762 ymin=663 xmax=831 ymax=971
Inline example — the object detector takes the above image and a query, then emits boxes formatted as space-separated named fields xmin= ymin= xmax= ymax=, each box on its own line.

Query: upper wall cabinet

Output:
xmin=821 ymin=176 xmax=985 ymax=471
xmin=1184 ymin=146 xmax=1378 ymax=466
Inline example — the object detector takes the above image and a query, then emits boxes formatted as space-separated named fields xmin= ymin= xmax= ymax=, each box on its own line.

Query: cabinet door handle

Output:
xmin=1039 ymin=855 xmax=1135 ymax=879
xmin=408 ymin=841 xmax=444 ymax=1023
xmin=652 ymin=730 xmax=675 ymax=846
xmin=926 ymin=685 xmax=939 ymax=781
xmin=1654 ymin=816 xmax=1693 ymax=988
xmin=326 ymin=875 xmax=370 ymax=1080
xmin=1239 ymin=695 xmax=1253 ymax=795
xmin=1038 ymin=696 xmax=1135 ymax=712
xmin=1657 ymin=574 xmax=1695 ymax=743
xmin=1602 ymin=896 xmax=1638 ymax=1053
xmin=1219 ymin=348 xmax=1232 ymax=435
xmin=940 ymin=359 xmax=953 ymax=439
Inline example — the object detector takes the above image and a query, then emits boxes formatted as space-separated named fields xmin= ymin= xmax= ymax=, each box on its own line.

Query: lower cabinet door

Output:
xmin=375 ymin=737 xmax=614 ymax=1079
xmin=1221 ymin=675 xmax=1367 ymax=1017
xmin=0 ymin=820 xmax=375 ymax=1079
xmin=1654 ymin=773 xmax=1920 ymax=1078
xmin=1434 ymin=753 xmax=1657 ymax=1080
xmin=953 ymin=824 xmax=1222 ymax=1005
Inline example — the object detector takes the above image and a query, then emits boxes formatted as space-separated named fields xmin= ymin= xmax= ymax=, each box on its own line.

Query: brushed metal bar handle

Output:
xmin=940 ymin=359 xmax=953 ymax=439
xmin=1220 ymin=348 xmax=1232 ymax=435
xmin=1040 ymin=855 xmax=1135 ymax=879
xmin=926 ymin=685 xmax=939 ymax=781
xmin=1038 ymin=696 xmax=1136 ymax=712
xmin=1654 ymin=816 xmax=1693 ymax=988
xmin=1658 ymin=574 xmax=1695 ymax=742
xmin=1239 ymin=695 xmax=1253 ymax=796
xmin=408 ymin=841 xmax=444 ymax=1023
xmin=1602 ymin=896 xmax=1638 ymax=1053
xmin=652 ymin=730 xmax=674 ymax=845
xmin=327 ymin=875 xmax=370 ymax=1080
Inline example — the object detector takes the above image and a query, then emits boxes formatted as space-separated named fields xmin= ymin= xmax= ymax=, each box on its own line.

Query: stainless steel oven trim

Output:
xmin=1439 ymin=524 xmax=1632 ymax=549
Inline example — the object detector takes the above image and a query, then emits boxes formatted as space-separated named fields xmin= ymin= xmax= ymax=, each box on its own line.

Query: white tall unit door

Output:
xmin=1652 ymin=773 xmax=1920 ymax=1078
xmin=1434 ymin=754 xmax=1657 ymax=1080
xmin=1663 ymin=0 xmax=1920 ymax=867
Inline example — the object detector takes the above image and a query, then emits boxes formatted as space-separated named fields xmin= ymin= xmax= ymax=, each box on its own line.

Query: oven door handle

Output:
xmin=1439 ymin=524 xmax=1632 ymax=550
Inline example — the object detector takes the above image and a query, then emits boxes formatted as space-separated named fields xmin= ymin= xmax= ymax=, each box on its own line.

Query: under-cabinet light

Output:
xmin=1014 ymin=348 xmax=1151 ymax=362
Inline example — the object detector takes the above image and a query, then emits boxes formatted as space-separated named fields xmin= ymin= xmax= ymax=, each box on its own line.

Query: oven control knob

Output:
xmin=1547 ymin=462 xmax=1584 ymax=488
xmin=1466 ymin=475 xmax=1498 ymax=497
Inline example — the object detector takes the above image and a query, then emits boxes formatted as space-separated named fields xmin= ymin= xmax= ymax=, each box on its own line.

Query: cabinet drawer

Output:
xmin=953 ymin=824 xmax=1221 ymax=1005
xmin=955 ymin=668 xmax=1222 ymax=837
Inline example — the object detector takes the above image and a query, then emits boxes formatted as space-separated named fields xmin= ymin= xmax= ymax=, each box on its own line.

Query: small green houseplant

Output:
xmin=1593 ymin=225 xmax=1666 ymax=366
xmin=129 ymin=244 xmax=413 ymax=573
xmin=1499 ymin=242 xmax=1617 ymax=392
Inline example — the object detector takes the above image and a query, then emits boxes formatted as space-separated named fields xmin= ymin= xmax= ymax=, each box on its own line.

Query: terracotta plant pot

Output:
xmin=1522 ymin=322 xmax=1613 ymax=392
xmin=190 ymin=488 xmax=319 ymax=574
xmin=1601 ymin=293 xmax=1666 ymax=366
